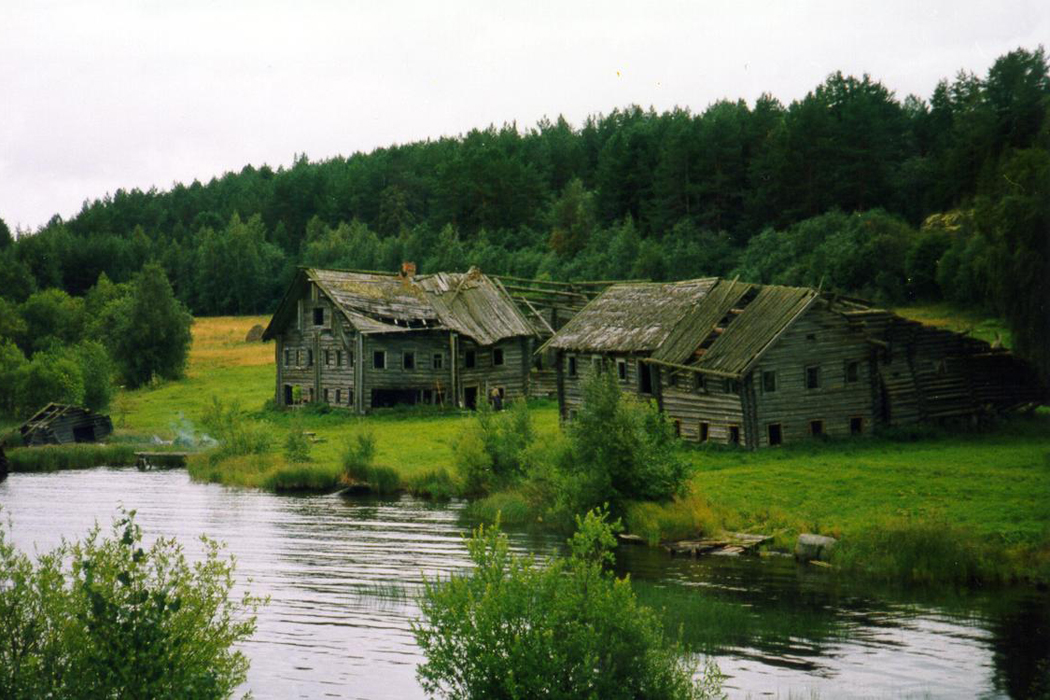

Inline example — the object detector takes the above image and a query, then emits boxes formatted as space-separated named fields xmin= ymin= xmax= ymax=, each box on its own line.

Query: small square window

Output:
xmin=403 ymin=352 xmax=415 ymax=370
xmin=806 ymin=333 xmax=816 ymax=342
xmin=617 ymin=360 xmax=627 ymax=382
xmin=806 ymin=366 xmax=821 ymax=390
xmin=568 ymin=356 xmax=577 ymax=377
xmin=493 ymin=348 xmax=504 ymax=366
xmin=762 ymin=370 xmax=777 ymax=393
xmin=433 ymin=353 xmax=444 ymax=370
xmin=373 ymin=351 xmax=386 ymax=370
xmin=313 ymin=308 xmax=324 ymax=326
xmin=465 ymin=350 xmax=476 ymax=369
xmin=846 ymin=361 xmax=859 ymax=383
xmin=810 ymin=420 xmax=824 ymax=436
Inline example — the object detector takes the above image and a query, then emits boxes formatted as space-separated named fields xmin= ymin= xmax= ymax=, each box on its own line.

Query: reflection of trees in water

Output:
xmin=989 ymin=593 xmax=1050 ymax=699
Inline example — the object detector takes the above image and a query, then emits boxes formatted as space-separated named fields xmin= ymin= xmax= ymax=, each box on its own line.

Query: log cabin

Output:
xmin=262 ymin=264 xmax=537 ymax=412
xmin=541 ymin=278 xmax=1045 ymax=448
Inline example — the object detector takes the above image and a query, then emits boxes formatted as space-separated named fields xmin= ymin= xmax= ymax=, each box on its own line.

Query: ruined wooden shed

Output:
xmin=18 ymin=403 xmax=114 ymax=446
xmin=262 ymin=264 xmax=538 ymax=412
xmin=542 ymin=278 xmax=1045 ymax=448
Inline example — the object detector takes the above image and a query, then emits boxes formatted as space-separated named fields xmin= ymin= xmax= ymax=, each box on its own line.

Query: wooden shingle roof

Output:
xmin=543 ymin=277 xmax=817 ymax=378
xmin=263 ymin=267 xmax=535 ymax=346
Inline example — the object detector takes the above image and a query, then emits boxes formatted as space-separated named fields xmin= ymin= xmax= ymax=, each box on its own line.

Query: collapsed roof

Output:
xmin=263 ymin=267 xmax=536 ymax=346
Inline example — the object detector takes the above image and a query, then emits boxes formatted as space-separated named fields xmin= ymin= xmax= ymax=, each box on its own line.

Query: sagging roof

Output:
xmin=263 ymin=267 xmax=536 ymax=346
xmin=542 ymin=278 xmax=818 ymax=378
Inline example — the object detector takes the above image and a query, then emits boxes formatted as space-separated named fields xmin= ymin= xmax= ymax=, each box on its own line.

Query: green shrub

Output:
xmin=626 ymin=491 xmax=723 ymax=545
xmin=461 ymin=490 xmax=534 ymax=527
xmin=0 ymin=509 xmax=263 ymax=699
xmin=200 ymin=397 xmax=272 ymax=465
xmin=452 ymin=399 xmax=533 ymax=495
xmin=340 ymin=430 xmax=377 ymax=482
xmin=556 ymin=370 xmax=689 ymax=520
xmin=413 ymin=509 xmax=722 ymax=700
xmin=283 ymin=418 xmax=312 ymax=463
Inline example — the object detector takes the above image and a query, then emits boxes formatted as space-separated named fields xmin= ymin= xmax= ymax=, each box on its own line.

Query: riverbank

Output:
xmin=70 ymin=315 xmax=1046 ymax=583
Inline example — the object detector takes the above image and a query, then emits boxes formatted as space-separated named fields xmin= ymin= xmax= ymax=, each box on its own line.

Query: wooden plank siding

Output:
xmin=748 ymin=306 xmax=873 ymax=446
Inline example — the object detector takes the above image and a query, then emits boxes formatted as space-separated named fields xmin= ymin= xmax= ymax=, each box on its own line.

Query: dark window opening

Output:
xmin=699 ymin=422 xmax=709 ymax=442
xmin=493 ymin=348 xmax=504 ymax=366
xmin=810 ymin=420 xmax=824 ymax=437
xmin=694 ymin=374 xmax=706 ymax=392
xmin=313 ymin=307 xmax=324 ymax=326
xmin=673 ymin=420 xmax=681 ymax=437
xmin=568 ymin=356 xmax=577 ymax=377
xmin=806 ymin=333 xmax=816 ymax=341
xmin=617 ymin=360 xmax=627 ymax=381
xmin=433 ymin=353 xmax=444 ymax=370
xmin=324 ymin=349 xmax=331 ymax=366
xmin=568 ymin=409 xmax=578 ymax=421
xmin=465 ymin=350 xmax=476 ymax=369
xmin=307 ymin=349 xmax=314 ymax=367
xmin=73 ymin=425 xmax=96 ymax=443
xmin=846 ymin=361 xmax=859 ymax=383
xmin=403 ymin=352 xmax=415 ymax=370
xmin=373 ymin=351 xmax=386 ymax=369
xmin=283 ymin=384 xmax=293 ymax=405
xmin=324 ymin=388 xmax=329 ymax=403
xmin=284 ymin=349 xmax=292 ymax=366
xmin=639 ymin=362 xmax=653 ymax=394
xmin=371 ymin=388 xmax=418 ymax=408
xmin=763 ymin=370 xmax=777 ymax=393
xmin=768 ymin=423 xmax=782 ymax=446
xmin=728 ymin=425 xmax=740 ymax=445
xmin=850 ymin=417 xmax=863 ymax=435
xmin=335 ymin=389 xmax=341 ymax=404
xmin=533 ymin=355 xmax=544 ymax=370
xmin=806 ymin=366 xmax=820 ymax=389
xmin=349 ymin=351 xmax=355 ymax=367
xmin=336 ymin=350 xmax=342 ymax=366
xmin=723 ymin=378 xmax=740 ymax=394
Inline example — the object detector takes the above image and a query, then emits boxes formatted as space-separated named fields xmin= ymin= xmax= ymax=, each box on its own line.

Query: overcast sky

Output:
xmin=2 ymin=1 xmax=1047 ymax=232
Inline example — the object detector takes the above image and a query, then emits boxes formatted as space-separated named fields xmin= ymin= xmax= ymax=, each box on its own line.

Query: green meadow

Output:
xmin=10 ymin=314 xmax=1048 ymax=580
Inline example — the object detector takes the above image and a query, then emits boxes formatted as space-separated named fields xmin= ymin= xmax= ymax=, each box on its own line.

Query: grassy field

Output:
xmin=19 ymin=313 xmax=1045 ymax=579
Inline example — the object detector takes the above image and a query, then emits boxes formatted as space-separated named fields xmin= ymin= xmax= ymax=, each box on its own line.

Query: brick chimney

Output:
xmin=400 ymin=261 xmax=417 ymax=279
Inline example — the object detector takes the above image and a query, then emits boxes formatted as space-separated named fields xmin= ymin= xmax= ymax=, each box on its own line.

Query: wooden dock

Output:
xmin=135 ymin=452 xmax=189 ymax=470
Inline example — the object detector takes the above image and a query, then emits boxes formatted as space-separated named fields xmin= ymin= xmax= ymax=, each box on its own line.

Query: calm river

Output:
xmin=1 ymin=468 xmax=1047 ymax=699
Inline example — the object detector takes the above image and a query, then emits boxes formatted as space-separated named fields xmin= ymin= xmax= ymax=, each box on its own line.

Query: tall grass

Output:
xmin=833 ymin=518 xmax=1016 ymax=585
xmin=405 ymin=469 xmax=458 ymax=501
xmin=625 ymin=490 xmax=723 ymax=545
xmin=461 ymin=491 xmax=534 ymax=527
xmin=7 ymin=444 xmax=137 ymax=472
xmin=340 ymin=431 xmax=402 ymax=495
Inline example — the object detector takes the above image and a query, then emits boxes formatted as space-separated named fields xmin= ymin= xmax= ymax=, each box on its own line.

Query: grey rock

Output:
xmin=795 ymin=533 xmax=837 ymax=562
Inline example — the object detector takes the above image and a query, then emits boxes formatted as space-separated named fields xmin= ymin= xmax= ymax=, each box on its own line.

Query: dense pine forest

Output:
xmin=0 ymin=46 xmax=1047 ymax=386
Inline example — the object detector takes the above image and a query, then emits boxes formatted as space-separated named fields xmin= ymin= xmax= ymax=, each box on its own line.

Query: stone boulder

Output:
xmin=245 ymin=324 xmax=265 ymax=342
xmin=795 ymin=533 xmax=837 ymax=563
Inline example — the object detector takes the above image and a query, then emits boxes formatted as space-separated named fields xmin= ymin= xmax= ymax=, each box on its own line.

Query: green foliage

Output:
xmin=413 ymin=510 xmax=721 ymax=700
xmin=17 ymin=288 xmax=85 ymax=354
xmin=557 ymin=370 xmax=689 ymax=520
xmin=13 ymin=349 xmax=85 ymax=416
xmin=452 ymin=399 xmax=533 ymax=495
xmin=200 ymin=397 xmax=273 ymax=465
xmin=339 ymin=429 xmax=401 ymax=494
xmin=0 ymin=340 xmax=27 ymax=415
xmin=283 ymin=417 xmax=312 ymax=463
xmin=405 ymin=469 xmax=457 ymax=501
xmin=5 ymin=444 xmax=136 ymax=472
xmin=833 ymin=517 xmax=1014 ymax=585
xmin=0 ymin=509 xmax=262 ymax=699
xmin=110 ymin=262 xmax=193 ymax=388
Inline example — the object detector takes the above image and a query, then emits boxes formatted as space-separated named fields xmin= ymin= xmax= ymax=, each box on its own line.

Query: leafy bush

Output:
xmin=413 ymin=509 xmax=722 ymax=700
xmin=0 ymin=509 xmax=262 ymax=699
xmin=405 ymin=469 xmax=457 ymax=501
xmin=283 ymin=418 xmax=312 ymax=463
xmin=452 ymin=399 xmax=533 ymax=495
xmin=340 ymin=430 xmax=401 ymax=494
xmin=200 ymin=397 xmax=273 ymax=465
xmin=556 ymin=370 xmax=689 ymax=520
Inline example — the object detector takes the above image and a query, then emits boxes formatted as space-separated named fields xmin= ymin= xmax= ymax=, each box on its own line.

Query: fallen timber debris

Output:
xmin=616 ymin=532 xmax=774 ymax=557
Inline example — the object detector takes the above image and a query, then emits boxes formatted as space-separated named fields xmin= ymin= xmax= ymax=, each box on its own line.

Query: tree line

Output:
xmin=0 ymin=46 xmax=1046 ymax=380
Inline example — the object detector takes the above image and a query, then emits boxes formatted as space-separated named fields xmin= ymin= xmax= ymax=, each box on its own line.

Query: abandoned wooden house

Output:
xmin=262 ymin=264 xmax=538 ymax=412
xmin=19 ymin=403 xmax=114 ymax=446
xmin=541 ymin=278 xmax=1045 ymax=448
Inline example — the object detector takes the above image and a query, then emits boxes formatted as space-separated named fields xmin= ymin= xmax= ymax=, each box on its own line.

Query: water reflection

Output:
xmin=1 ymin=468 xmax=1047 ymax=699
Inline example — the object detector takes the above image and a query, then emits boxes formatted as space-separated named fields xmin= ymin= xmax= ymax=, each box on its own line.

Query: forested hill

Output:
xmin=1 ymin=46 xmax=1047 ymax=378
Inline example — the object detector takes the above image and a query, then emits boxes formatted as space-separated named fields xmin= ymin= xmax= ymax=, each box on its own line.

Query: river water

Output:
xmin=1 ymin=468 xmax=1047 ymax=699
